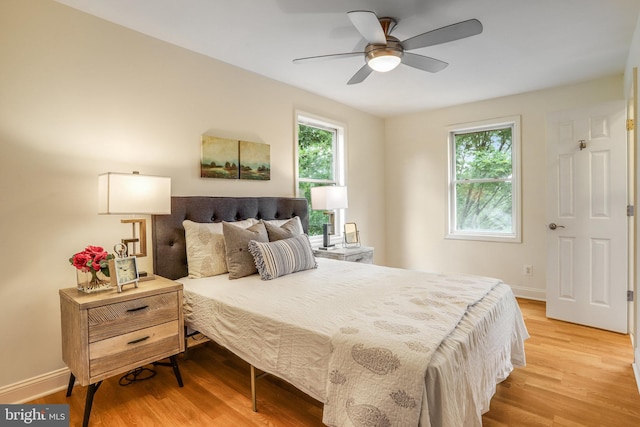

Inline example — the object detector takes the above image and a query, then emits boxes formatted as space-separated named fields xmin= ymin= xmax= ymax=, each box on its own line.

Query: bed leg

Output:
xmin=250 ymin=365 xmax=258 ymax=412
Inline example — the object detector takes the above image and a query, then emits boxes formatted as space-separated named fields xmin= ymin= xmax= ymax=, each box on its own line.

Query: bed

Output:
xmin=152 ymin=196 xmax=528 ymax=427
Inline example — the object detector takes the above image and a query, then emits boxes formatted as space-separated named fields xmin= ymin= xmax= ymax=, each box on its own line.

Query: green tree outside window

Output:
xmin=451 ymin=126 xmax=515 ymax=235
xmin=298 ymin=123 xmax=337 ymax=236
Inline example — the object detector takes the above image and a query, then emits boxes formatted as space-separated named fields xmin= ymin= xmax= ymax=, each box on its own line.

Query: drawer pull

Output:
xmin=127 ymin=336 xmax=150 ymax=345
xmin=127 ymin=305 xmax=149 ymax=313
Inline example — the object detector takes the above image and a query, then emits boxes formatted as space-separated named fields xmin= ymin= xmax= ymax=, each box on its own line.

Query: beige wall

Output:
xmin=625 ymin=13 xmax=640 ymax=95
xmin=0 ymin=0 xmax=385 ymax=389
xmin=384 ymin=75 xmax=625 ymax=300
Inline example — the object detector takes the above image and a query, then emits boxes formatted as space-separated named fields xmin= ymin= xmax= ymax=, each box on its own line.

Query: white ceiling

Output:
xmin=54 ymin=0 xmax=640 ymax=118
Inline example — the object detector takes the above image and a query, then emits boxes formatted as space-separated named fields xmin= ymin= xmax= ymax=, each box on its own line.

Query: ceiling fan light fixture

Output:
xmin=367 ymin=52 xmax=402 ymax=72
xmin=365 ymin=38 xmax=403 ymax=73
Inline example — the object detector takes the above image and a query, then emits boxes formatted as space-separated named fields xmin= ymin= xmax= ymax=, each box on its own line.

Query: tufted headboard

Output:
xmin=151 ymin=196 xmax=309 ymax=280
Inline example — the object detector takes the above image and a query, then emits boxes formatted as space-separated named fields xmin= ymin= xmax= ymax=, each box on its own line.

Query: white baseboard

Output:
xmin=509 ymin=284 xmax=546 ymax=301
xmin=0 ymin=368 xmax=70 ymax=404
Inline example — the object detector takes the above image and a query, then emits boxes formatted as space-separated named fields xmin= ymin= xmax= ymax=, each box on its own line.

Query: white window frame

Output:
xmin=295 ymin=110 xmax=346 ymax=247
xmin=446 ymin=115 xmax=521 ymax=243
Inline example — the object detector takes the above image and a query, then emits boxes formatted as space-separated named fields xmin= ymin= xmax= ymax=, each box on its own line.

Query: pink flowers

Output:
xmin=69 ymin=245 xmax=114 ymax=276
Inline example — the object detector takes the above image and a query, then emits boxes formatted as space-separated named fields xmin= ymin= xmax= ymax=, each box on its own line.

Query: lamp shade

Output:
xmin=311 ymin=186 xmax=348 ymax=210
xmin=98 ymin=172 xmax=171 ymax=214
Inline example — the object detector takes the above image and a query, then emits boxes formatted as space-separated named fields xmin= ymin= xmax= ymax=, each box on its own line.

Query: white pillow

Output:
xmin=183 ymin=218 xmax=257 ymax=278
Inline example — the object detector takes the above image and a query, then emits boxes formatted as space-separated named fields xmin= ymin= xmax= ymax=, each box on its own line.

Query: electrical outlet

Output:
xmin=523 ymin=265 xmax=533 ymax=276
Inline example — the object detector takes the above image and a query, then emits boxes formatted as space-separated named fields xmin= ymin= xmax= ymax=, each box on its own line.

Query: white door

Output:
xmin=546 ymin=101 xmax=628 ymax=333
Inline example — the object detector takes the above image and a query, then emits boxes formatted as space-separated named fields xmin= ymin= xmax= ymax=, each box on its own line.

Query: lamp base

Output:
xmin=317 ymin=245 xmax=336 ymax=251
xmin=121 ymin=218 xmax=147 ymax=257
xmin=320 ymin=223 xmax=335 ymax=250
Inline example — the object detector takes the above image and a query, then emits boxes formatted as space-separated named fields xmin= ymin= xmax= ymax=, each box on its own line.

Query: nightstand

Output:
xmin=59 ymin=276 xmax=185 ymax=427
xmin=313 ymin=246 xmax=374 ymax=264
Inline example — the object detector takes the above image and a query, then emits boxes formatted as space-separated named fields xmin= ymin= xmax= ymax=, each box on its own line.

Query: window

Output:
xmin=447 ymin=116 xmax=521 ymax=242
xmin=295 ymin=112 xmax=346 ymax=245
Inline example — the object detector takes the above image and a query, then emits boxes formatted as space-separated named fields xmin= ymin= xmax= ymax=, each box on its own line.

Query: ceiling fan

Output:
xmin=293 ymin=10 xmax=483 ymax=85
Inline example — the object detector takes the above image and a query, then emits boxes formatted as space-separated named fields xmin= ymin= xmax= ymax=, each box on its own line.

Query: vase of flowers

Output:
xmin=69 ymin=245 xmax=115 ymax=293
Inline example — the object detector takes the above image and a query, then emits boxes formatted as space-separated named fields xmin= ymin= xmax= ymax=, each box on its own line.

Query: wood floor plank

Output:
xmin=30 ymin=298 xmax=640 ymax=426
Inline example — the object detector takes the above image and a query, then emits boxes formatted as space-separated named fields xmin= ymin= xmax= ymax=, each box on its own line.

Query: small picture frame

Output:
xmin=344 ymin=222 xmax=361 ymax=248
xmin=108 ymin=256 xmax=139 ymax=293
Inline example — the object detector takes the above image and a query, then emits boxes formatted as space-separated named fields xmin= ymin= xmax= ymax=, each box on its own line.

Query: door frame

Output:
xmin=631 ymin=66 xmax=640 ymax=389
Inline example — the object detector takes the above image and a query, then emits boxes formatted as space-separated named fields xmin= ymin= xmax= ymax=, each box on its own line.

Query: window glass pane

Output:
xmin=298 ymin=124 xmax=334 ymax=180
xmin=455 ymin=181 xmax=513 ymax=232
xmin=455 ymin=128 xmax=512 ymax=180
xmin=298 ymin=181 xmax=326 ymax=237
xmin=297 ymin=113 xmax=345 ymax=242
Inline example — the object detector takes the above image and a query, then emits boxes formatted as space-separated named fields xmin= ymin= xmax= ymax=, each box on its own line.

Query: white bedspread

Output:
xmin=179 ymin=258 xmax=528 ymax=427
xmin=322 ymin=273 xmax=500 ymax=427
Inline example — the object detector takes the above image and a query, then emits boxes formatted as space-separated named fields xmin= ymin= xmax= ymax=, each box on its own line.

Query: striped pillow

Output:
xmin=248 ymin=234 xmax=317 ymax=280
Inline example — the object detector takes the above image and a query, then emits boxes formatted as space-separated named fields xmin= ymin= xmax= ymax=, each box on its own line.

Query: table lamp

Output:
xmin=98 ymin=171 xmax=171 ymax=258
xmin=311 ymin=185 xmax=348 ymax=250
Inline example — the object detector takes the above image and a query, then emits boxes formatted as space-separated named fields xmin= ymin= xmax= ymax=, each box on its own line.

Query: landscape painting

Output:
xmin=200 ymin=136 xmax=239 ymax=179
xmin=239 ymin=140 xmax=270 ymax=180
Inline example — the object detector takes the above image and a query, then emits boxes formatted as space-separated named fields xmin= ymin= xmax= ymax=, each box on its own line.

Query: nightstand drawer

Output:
xmin=89 ymin=320 xmax=180 ymax=377
xmin=88 ymin=292 xmax=178 ymax=342
xmin=344 ymin=251 xmax=374 ymax=263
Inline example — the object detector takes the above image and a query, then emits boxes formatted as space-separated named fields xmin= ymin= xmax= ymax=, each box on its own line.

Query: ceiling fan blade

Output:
xmin=293 ymin=52 xmax=364 ymax=64
xmin=347 ymin=64 xmax=374 ymax=85
xmin=401 ymin=53 xmax=448 ymax=73
xmin=402 ymin=19 xmax=483 ymax=51
xmin=347 ymin=10 xmax=387 ymax=45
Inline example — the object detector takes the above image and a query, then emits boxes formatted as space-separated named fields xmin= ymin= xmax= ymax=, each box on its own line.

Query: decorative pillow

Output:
xmin=263 ymin=217 xmax=303 ymax=241
xmin=183 ymin=218 xmax=257 ymax=278
xmin=248 ymin=234 xmax=317 ymax=280
xmin=263 ymin=216 xmax=303 ymax=227
xmin=222 ymin=221 xmax=268 ymax=279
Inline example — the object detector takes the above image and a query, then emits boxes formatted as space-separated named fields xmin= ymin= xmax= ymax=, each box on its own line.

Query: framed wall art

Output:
xmin=201 ymin=135 xmax=271 ymax=180
xmin=239 ymin=140 xmax=270 ymax=180
xmin=201 ymin=136 xmax=239 ymax=179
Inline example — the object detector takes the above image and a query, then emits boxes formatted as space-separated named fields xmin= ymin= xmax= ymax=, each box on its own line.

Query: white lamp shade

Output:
xmin=98 ymin=172 xmax=171 ymax=214
xmin=311 ymin=186 xmax=348 ymax=210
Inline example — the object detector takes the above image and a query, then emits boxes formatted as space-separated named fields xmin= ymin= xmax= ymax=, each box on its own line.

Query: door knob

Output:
xmin=548 ymin=223 xmax=565 ymax=230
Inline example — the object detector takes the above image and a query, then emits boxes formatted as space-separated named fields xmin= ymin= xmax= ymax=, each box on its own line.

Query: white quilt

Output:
xmin=179 ymin=258 xmax=528 ymax=427
xmin=322 ymin=273 xmax=500 ymax=427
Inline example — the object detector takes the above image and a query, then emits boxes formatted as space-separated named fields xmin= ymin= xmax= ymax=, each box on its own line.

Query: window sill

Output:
xmin=446 ymin=232 xmax=521 ymax=243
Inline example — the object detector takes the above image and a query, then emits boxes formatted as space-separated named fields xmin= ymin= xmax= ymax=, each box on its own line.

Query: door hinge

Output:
xmin=628 ymin=290 xmax=634 ymax=302
xmin=627 ymin=205 xmax=635 ymax=216
xmin=627 ymin=119 xmax=635 ymax=131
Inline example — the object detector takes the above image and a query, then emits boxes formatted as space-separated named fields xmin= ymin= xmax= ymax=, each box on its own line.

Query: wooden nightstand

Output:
xmin=313 ymin=246 xmax=374 ymax=264
xmin=59 ymin=276 xmax=185 ymax=427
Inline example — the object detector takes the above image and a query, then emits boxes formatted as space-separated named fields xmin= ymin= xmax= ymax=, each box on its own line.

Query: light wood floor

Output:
xmin=32 ymin=299 xmax=640 ymax=426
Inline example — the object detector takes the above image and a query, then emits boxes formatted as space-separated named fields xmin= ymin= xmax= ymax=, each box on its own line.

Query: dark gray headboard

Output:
xmin=152 ymin=196 xmax=309 ymax=280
